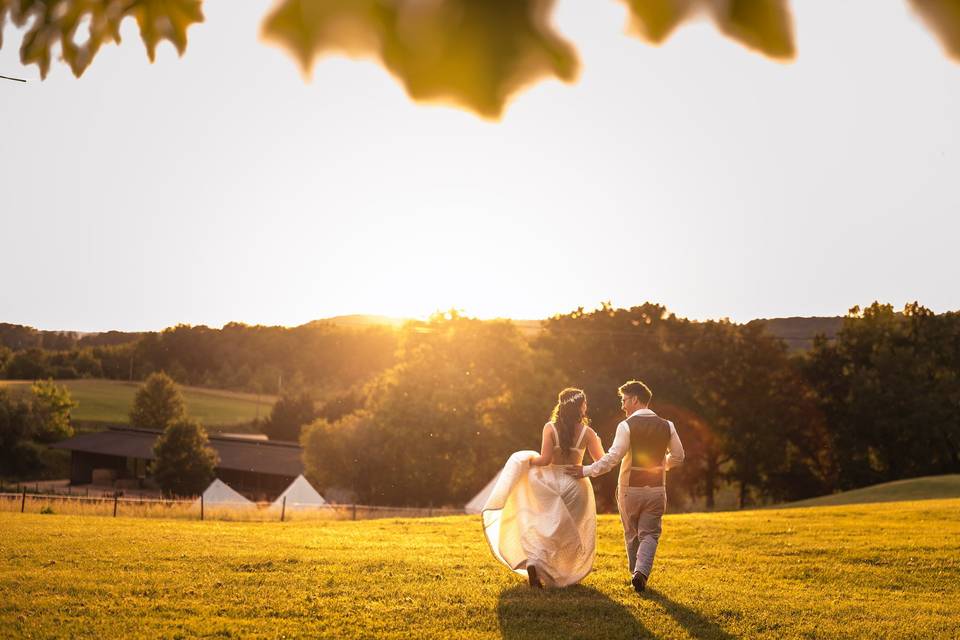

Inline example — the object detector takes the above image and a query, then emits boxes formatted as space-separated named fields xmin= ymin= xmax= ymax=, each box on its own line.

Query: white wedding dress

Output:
xmin=481 ymin=424 xmax=596 ymax=587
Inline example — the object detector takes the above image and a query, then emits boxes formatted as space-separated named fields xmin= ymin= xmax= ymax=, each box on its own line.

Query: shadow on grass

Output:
xmin=497 ymin=584 xmax=739 ymax=640
xmin=647 ymin=589 xmax=738 ymax=640
xmin=497 ymin=584 xmax=648 ymax=640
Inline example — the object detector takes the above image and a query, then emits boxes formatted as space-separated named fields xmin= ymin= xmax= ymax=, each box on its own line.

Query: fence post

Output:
xmin=21 ymin=488 xmax=26 ymax=513
xmin=113 ymin=493 xmax=119 ymax=517
xmin=200 ymin=495 xmax=204 ymax=521
xmin=281 ymin=496 xmax=286 ymax=522
xmin=351 ymin=504 xmax=357 ymax=520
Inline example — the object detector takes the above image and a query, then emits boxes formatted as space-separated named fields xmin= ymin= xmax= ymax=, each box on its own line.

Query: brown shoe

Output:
xmin=631 ymin=572 xmax=647 ymax=594
xmin=527 ymin=565 xmax=542 ymax=589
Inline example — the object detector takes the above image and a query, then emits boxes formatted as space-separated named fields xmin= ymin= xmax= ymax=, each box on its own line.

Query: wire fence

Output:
xmin=0 ymin=489 xmax=463 ymax=522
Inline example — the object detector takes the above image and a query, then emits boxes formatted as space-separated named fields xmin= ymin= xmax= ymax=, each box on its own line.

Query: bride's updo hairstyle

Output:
xmin=549 ymin=387 xmax=588 ymax=454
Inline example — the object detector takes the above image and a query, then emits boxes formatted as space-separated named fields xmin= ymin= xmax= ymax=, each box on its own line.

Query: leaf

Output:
xmin=2 ymin=0 xmax=203 ymax=78
xmin=261 ymin=0 xmax=579 ymax=119
xmin=708 ymin=0 xmax=795 ymax=60
xmin=260 ymin=0 xmax=386 ymax=74
xmin=621 ymin=0 xmax=795 ymax=61
xmin=382 ymin=0 xmax=579 ymax=117
xmin=129 ymin=0 xmax=204 ymax=62
xmin=909 ymin=0 xmax=960 ymax=60
xmin=620 ymin=0 xmax=694 ymax=44
xmin=0 ymin=0 xmax=8 ymax=49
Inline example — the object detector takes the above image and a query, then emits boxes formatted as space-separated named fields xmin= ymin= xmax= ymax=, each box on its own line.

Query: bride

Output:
xmin=481 ymin=387 xmax=605 ymax=588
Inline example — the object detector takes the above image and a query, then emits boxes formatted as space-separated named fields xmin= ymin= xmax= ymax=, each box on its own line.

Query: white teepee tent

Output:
xmin=194 ymin=478 xmax=254 ymax=509
xmin=270 ymin=474 xmax=327 ymax=510
xmin=464 ymin=471 xmax=501 ymax=514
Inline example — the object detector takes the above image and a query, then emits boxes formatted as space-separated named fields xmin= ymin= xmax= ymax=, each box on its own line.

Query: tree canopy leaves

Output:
xmin=129 ymin=371 xmax=186 ymax=431
xmin=151 ymin=417 xmax=218 ymax=496
xmin=3 ymin=1 xmax=960 ymax=117
xmin=0 ymin=0 xmax=203 ymax=78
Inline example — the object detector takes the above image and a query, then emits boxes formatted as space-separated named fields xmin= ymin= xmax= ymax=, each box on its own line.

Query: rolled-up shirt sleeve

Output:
xmin=665 ymin=420 xmax=684 ymax=470
xmin=583 ymin=421 xmax=630 ymax=478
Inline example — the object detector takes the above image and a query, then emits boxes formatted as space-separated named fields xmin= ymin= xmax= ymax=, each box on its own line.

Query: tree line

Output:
xmin=0 ymin=321 xmax=397 ymax=397
xmin=3 ymin=301 xmax=957 ymax=509
xmin=298 ymin=302 xmax=959 ymax=510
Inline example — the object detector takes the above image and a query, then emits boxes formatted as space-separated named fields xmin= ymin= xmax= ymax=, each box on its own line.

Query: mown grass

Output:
xmin=0 ymin=379 xmax=275 ymax=428
xmin=785 ymin=474 xmax=960 ymax=508
xmin=2 ymin=499 xmax=959 ymax=639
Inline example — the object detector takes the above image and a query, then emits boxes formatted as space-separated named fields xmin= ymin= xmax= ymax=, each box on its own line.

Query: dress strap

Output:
xmin=548 ymin=423 xmax=560 ymax=446
xmin=574 ymin=425 xmax=588 ymax=449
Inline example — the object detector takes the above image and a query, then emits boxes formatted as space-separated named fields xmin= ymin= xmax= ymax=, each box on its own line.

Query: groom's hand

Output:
xmin=563 ymin=465 xmax=585 ymax=478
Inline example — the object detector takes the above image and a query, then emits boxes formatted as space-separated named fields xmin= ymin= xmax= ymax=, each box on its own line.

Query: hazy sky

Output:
xmin=2 ymin=0 xmax=958 ymax=332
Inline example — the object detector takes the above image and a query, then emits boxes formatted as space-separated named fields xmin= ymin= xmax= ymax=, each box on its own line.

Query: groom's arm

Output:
xmin=579 ymin=421 xmax=630 ymax=478
xmin=664 ymin=420 xmax=685 ymax=470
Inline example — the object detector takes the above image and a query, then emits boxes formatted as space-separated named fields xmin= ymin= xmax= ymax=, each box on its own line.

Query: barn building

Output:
xmin=51 ymin=426 xmax=303 ymax=500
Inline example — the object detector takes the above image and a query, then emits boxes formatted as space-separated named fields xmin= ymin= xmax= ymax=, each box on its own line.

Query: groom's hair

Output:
xmin=618 ymin=380 xmax=652 ymax=406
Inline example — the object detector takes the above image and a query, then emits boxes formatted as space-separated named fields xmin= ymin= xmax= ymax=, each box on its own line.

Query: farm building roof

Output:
xmin=51 ymin=427 xmax=303 ymax=477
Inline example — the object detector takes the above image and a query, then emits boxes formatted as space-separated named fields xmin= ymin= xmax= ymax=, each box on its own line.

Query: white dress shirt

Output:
xmin=582 ymin=408 xmax=685 ymax=487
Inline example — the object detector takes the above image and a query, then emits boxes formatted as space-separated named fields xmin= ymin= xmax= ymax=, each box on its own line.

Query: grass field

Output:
xmin=0 ymin=379 xmax=275 ymax=428
xmin=784 ymin=474 xmax=960 ymax=508
xmin=2 ymin=499 xmax=958 ymax=639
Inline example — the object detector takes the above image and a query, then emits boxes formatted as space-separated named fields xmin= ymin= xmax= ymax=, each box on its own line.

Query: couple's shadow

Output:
xmin=497 ymin=584 xmax=737 ymax=640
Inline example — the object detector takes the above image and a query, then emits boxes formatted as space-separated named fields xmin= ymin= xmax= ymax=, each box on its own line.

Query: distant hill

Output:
xmin=783 ymin=475 xmax=960 ymax=508
xmin=0 ymin=379 xmax=275 ymax=429
xmin=313 ymin=314 xmax=844 ymax=349
xmin=2 ymin=314 xmax=846 ymax=353
xmin=308 ymin=315 xmax=410 ymax=329
xmin=748 ymin=316 xmax=844 ymax=352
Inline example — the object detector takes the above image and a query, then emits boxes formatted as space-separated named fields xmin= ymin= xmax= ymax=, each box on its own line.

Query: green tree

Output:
xmin=303 ymin=312 xmax=559 ymax=506
xmin=2 ymin=348 xmax=50 ymax=379
xmin=802 ymin=302 xmax=960 ymax=489
xmin=262 ymin=391 xmax=317 ymax=441
xmin=29 ymin=379 xmax=76 ymax=443
xmin=151 ymin=418 xmax=218 ymax=497
xmin=0 ymin=389 xmax=40 ymax=476
xmin=129 ymin=372 xmax=186 ymax=430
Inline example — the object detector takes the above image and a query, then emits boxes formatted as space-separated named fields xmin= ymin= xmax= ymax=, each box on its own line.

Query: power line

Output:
xmin=1 ymin=74 xmax=27 ymax=83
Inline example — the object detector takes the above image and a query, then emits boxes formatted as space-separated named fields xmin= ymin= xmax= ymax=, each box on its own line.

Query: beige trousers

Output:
xmin=617 ymin=485 xmax=666 ymax=578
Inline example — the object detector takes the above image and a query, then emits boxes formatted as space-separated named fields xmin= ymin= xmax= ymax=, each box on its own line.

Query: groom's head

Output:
xmin=618 ymin=380 xmax=652 ymax=415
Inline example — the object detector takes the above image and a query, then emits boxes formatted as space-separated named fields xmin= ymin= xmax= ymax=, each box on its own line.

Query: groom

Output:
xmin=565 ymin=380 xmax=684 ymax=594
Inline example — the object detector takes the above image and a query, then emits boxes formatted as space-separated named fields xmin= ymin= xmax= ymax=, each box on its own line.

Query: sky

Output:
xmin=1 ymin=0 xmax=958 ymax=332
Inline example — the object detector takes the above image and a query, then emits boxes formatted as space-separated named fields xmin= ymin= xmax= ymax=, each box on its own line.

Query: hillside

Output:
xmin=748 ymin=316 xmax=844 ymax=351
xmin=1 ymin=499 xmax=958 ymax=638
xmin=784 ymin=474 xmax=960 ymax=508
xmin=319 ymin=315 xmax=849 ymax=348
xmin=0 ymin=379 xmax=275 ymax=428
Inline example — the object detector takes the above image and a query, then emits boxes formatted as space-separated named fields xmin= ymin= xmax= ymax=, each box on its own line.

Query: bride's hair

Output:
xmin=549 ymin=387 xmax=588 ymax=453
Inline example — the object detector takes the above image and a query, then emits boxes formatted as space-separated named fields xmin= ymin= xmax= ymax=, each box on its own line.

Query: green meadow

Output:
xmin=0 ymin=379 xmax=275 ymax=428
xmin=2 ymin=498 xmax=958 ymax=639
xmin=784 ymin=474 xmax=960 ymax=508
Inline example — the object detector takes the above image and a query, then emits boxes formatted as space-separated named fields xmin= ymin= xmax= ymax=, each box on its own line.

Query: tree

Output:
xmin=262 ymin=391 xmax=317 ymax=441
xmin=2 ymin=1 xmax=959 ymax=118
xmin=129 ymin=372 xmax=186 ymax=430
xmin=28 ymin=379 xmax=76 ymax=443
xmin=801 ymin=302 xmax=960 ymax=490
xmin=151 ymin=418 xmax=218 ymax=496
xmin=0 ymin=389 xmax=40 ymax=476
xmin=302 ymin=311 xmax=559 ymax=506
xmin=2 ymin=348 xmax=50 ymax=379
